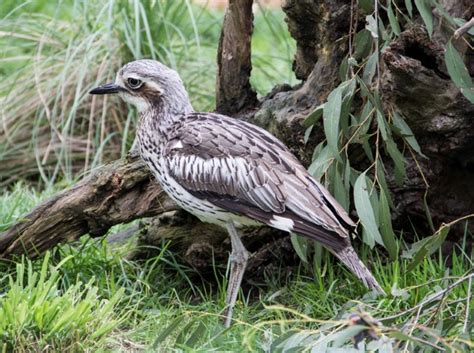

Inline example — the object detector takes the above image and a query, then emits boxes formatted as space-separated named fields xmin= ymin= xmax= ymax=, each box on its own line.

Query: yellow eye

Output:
xmin=127 ymin=78 xmax=143 ymax=89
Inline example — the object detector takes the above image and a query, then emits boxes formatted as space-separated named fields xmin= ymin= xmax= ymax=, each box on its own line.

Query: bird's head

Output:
xmin=90 ymin=59 xmax=192 ymax=114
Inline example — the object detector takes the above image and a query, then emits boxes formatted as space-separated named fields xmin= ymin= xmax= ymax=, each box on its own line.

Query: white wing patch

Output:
xmin=270 ymin=215 xmax=294 ymax=232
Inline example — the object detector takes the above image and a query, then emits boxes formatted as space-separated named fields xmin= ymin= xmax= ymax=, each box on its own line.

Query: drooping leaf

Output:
xmin=291 ymin=234 xmax=309 ymax=263
xmin=304 ymin=104 xmax=324 ymax=127
xmin=308 ymin=145 xmax=333 ymax=181
xmin=379 ymin=188 xmax=398 ymax=260
xmin=339 ymin=55 xmax=349 ymax=81
xmin=359 ymin=0 xmax=373 ymax=13
xmin=376 ymin=111 xmax=390 ymax=141
xmin=403 ymin=226 xmax=450 ymax=271
xmin=354 ymin=29 xmax=373 ymax=60
xmin=385 ymin=140 xmax=406 ymax=186
xmin=333 ymin=164 xmax=349 ymax=211
xmin=304 ymin=125 xmax=313 ymax=144
xmin=363 ymin=51 xmax=378 ymax=85
xmin=323 ymin=86 xmax=343 ymax=158
xmin=445 ymin=40 xmax=474 ymax=103
xmin=354 ymin=172 xmax=384 ymax=248
xmin=414 ymin=0 xmax=433 ymax=38
xmin=387 ymin=0 xmax=401 ymax=36
xmin=405 ymin=0 xmax=413 ymax=18
xmin=392 ymin=112 xmax=427 ymax=158
xmin=366 ymin=15 xmax=379 ymax=39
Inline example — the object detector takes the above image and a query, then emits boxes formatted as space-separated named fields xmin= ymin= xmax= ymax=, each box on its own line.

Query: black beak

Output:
xmin=89 ymin=82 xmax=120 ymax=95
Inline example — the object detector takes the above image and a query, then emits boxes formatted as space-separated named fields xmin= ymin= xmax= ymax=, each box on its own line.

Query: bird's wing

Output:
xmin=163 ymin=112 xmax=355 ymax=249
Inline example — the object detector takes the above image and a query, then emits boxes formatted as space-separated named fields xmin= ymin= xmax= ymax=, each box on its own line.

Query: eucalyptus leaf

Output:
xmin=376 ymin=111 xmax=390 ymax=141
xmin=405 ymin=0 xmax=413 ymax=18
xmin=304 ymin=104 xmax=325 ymax=127
xmin=354 ymin=29 xmax=373 ymax=60
xmin=387 ymin=0 xmax=401 ymax=36
xmin=445 ymin=40 xmax=474 ymax=103
xmin=391 ymin=112 xmax=426 ymax=158
xmin=414 ymin=0 xmax=433 ymax=38
xmin=291 ymin=234 xmax=309 ymax=264
xmin=354 ymin=172 xmax=384 ymax=248
xmin=333 ymin=165 xmax=349 ymax=211
xmin=404 ymin=226 xmax=450 ymax=271
xmin=363 ymin=51 xmax=378 ymax=85
xmin=366 ymin=15 xmax=379 ymax=39
xmin=385 ymin=140 xmax=406 ymax=186
xmin=308 ymin=145 xmax=333 ymax=181
xmin=379 ymin=188 xmax=398 ymax=260
xmin=304 ymin=125 xmax=314 ymax=144
xmin=323 ymin=86 xmax=343 ymax=158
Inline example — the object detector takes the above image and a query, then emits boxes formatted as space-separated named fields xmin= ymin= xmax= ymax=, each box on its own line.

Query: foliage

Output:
xmin=0 ymin=252 xmax=124 ymax=351
xmin=301 ymin=0 xmax=474 ymax=268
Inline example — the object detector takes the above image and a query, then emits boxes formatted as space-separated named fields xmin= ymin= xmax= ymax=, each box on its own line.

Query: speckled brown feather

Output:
xmin=163 ymin=112 xmax=356 ymax=250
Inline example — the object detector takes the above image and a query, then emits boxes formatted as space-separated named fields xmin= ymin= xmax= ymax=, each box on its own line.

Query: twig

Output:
xmin=380 ymin=273 xmax=474 ymax=323
xmin=454 ymin=17 xmax=474 ymax=40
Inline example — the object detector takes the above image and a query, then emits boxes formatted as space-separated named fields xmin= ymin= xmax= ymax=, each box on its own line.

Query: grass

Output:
xmin=0 ymin=185 xmax=472 ymax=352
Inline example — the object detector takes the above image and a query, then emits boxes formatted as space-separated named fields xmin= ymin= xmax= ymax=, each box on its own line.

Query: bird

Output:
xmin=90 ymin=59 xmax=384 ymax=327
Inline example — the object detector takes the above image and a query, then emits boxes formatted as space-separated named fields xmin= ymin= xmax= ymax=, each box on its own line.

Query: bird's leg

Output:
xmin=223 ymin=221 xmax=249 ymax=328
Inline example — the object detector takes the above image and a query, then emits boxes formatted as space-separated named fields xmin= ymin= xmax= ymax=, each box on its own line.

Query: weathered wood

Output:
xmin=0 ymin=152 xmax=177 ymax=258
xmin=216 ymin=0 xmax=258 ymax=115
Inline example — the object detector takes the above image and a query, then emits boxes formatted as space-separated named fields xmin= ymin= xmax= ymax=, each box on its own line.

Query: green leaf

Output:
xmin=387 ymin=1 xmax=401 ymax=36
xmin=414 ymin=0 xmax=433 ymax=38
xmin=392 ymin=112 xmax=427 ymax=158
xmin=308 ymin=145 xmax=333 ymax=181
xmin=376 ymin=111 xmax=390 ymax=141
xmin=290 ymin=234 xmax=309 ymax=263
xmin=333 ymin=165 xmax=349 ymax=211
xmin=339 ymin=55 xmax=349 ymax=81
xmin=365 ymin=15 xmax=379 ymax=39
xmin=354 ymin=29 xmax=373 ymax=60
xmin=363 ymin=52 xmax=378 ymax=85
xmin=323 ymin=86 xmax=343 ymax=158
xmin=385 ymin=140 xmax=406 ymax=186
xmin=304 ymin=126 xmax=313 ymax=144
xmin=354 ymin=172 xmax=384 ymax=248
xmin=403 ymin=226 xmax=450 ymax=271
xmin=445 ymin=40 xmax=474 ymax=103
xmin=405 ymin=0 xmax=413 ymax=18
xmin=359 ymin=0 xmax=373 ymax=13
xmin=304 ymin=104 xmax=324 ymax=127
xmin=379 ymin=188 xmax=398 ymax=260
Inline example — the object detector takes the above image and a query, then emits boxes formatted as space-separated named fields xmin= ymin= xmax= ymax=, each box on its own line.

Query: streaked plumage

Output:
xmin=90 ymin=59 xmax=384 ymax=327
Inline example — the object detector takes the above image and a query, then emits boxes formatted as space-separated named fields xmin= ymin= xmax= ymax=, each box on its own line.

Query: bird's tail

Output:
xmin=333 ymin=246 xmax=385 ymax=294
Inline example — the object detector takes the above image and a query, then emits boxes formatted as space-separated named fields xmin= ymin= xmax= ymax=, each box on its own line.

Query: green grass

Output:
xmin=0 ymin=185 xmax=472 ymax=352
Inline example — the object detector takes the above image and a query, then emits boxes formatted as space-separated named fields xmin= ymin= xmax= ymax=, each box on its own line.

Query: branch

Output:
xmin=454 ymin=17 xmax=474 ymax=39
xmin=0 ymin=153 xmax=177 ymax=258
xmin=216 ymin=0 xmax=258 ymax=115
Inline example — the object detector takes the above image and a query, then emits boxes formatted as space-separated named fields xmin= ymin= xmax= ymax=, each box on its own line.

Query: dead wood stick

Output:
xmin=0 ymin=153 xmax=177 ymax=258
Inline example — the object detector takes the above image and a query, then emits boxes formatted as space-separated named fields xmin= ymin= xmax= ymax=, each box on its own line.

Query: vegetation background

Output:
xmin=0 ymin=0 xmax=472 ymax=352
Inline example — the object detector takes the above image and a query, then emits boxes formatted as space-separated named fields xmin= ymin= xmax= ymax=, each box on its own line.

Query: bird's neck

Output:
xmin=138 ymin=92 xmax=193 ymax=139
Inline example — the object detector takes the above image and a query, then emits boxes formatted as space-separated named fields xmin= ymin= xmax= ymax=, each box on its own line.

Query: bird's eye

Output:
xmin=127 ymin=78 xmax=143 ymax=89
